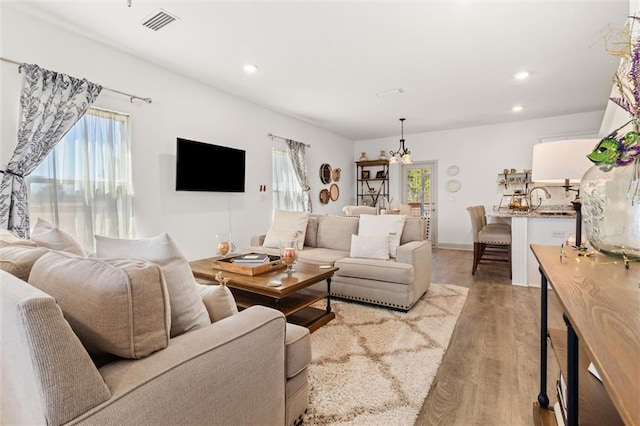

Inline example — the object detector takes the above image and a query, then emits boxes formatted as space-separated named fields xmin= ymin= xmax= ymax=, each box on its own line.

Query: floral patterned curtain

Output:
xmin=285 ymin=139 xmax=312 ymax=212
xmin=0 ymin=64 xmax=102 ymax=237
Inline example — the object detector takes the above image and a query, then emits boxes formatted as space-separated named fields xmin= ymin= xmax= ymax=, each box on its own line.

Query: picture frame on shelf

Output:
xmin=375 ymin=170 xmax=387 ymax=179
xmin=361 ymin=170 xmax=370 ymax=179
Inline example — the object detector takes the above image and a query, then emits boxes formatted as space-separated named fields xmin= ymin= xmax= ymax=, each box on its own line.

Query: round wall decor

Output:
xmin=446 ymin=179 xmax=461 ymax=193
xmin=329 ymin=183 xmax=340 ymax=201
xmin=319 ymin=189 xmax=330 ymax=204
xmin=319 ymin=163 xmax=332 ymax=184
xmin=331 ymin=168 xmax=341 ymax=182
xmin=447 ymin=165 xmax=460 ymax=176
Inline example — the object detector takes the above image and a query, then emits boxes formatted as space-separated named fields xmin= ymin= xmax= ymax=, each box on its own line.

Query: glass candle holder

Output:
xmin=216 ymin=233 xmax=235 ymax=257
xmin=279 ymin=238 xmax=299 ymax=275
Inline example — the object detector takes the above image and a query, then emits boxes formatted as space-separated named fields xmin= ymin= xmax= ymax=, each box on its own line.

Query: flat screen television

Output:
xmin=176 ymin=138 xmax=246 ymax=192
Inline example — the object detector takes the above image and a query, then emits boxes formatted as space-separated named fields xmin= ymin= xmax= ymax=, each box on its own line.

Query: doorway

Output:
xmin=402 ymin=161 xmax=437 ymax=244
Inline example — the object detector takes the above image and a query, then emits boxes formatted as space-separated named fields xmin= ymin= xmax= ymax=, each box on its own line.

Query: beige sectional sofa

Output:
xmin=246 ymin=215 xmax=432 ymax=310
xmin=1 ymin=228 xmax=310 ymax=426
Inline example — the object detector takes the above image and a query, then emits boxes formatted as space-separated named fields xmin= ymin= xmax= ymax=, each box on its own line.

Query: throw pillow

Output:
xmin=0 ymin=229 xmax=38 ymax=248
xmin=358 ymin=214 xmax=407 ymax=258
xmin=95 ymin=232 xmax=211 ymax=338
xmin=263 ymin=229 xmax=298 ymax=249
xmin=349 ymin=234 xmax=390 ymax=260
xmin=0 ymin=245 xmax=49 ymax=281
xmin=30 ymin=218 xmax=86 ymax=257
xmin=28 ymin=251 xmax=171 ymax=359
xmin=270 ymin=210 xmax=310 ymax=250
xmin=198 ymin=284 xmax=239 ymax=322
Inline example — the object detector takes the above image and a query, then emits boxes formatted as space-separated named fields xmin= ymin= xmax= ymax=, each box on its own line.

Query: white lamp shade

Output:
xmin=531 ymin=139 xmax=598 ymax=184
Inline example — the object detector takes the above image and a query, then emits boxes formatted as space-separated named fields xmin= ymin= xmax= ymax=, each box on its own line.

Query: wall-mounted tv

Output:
xmin=176 ymin=138 xmax=246 ymax=192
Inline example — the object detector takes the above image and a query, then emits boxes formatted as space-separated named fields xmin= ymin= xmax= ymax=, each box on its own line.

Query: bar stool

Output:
xmin=477 ymin=205 xmax=511 ymax=232
xmin=467 ymin=205 xmax=512 ymax=278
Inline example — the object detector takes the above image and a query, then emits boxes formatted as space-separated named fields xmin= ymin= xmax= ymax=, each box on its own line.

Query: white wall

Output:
xmin=354 ymin=111 xmax=604 ymax=248
xmin=1 ymin=6 xmax=353 ymax=259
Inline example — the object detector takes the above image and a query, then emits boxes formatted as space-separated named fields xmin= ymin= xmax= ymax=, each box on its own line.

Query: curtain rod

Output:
xmin=0 ymin=56 xmax=152 ymax=104
xmin=267 ymin=133 xmax=310 ymax=147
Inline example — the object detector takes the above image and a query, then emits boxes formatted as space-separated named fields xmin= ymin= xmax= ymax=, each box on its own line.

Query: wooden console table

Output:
xmin=530 ymin=244 xmax=639 ymax=426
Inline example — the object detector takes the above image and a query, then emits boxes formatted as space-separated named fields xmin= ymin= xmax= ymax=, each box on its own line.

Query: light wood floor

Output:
xmin=415 ymin=248 xmax=563 ymax=426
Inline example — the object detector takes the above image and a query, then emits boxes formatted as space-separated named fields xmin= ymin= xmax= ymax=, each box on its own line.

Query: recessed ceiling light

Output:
xmin=243 ymin=64 xmax=258 ymax=74
xmin=514 ymin=71 xmax=530 ymax=80
xmin=512 ymin=105 xmax=524 ymax=112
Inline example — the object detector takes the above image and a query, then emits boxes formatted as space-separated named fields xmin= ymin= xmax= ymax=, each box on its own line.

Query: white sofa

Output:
xmin=246 ymin=215 xmax=432 ymax=310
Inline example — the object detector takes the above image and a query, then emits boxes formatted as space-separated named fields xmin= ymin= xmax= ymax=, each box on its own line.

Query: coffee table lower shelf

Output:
xmin=230 ymin=287 xmax=334 ymax=333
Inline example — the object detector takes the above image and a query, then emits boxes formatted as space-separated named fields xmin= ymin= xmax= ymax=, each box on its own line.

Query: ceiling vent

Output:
xmin=376 ymin=88 xmax=405 ymax=98
xmin=142 ymin=9 xmax=179 ymax=31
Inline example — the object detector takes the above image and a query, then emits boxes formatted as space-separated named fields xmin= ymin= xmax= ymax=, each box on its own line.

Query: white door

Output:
xmin=402 ymin=161 xmax=437 ymax=244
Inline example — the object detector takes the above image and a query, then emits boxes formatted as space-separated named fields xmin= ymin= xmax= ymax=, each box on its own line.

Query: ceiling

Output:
xmin=6 ymin=1 xmax=630 ymax=140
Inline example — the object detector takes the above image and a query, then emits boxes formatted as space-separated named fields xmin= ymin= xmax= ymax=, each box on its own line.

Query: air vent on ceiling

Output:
xmin=142 ymin=9 xmax=179 ymax=31
xmin=376 ymin=88 xmax=405 ymax=98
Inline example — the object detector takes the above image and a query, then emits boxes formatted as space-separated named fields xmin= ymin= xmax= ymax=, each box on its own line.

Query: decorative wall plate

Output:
xmin=447 ymin=165 xmax=460 ymax=176
xmin=319 ymin=163 xmax=332 ymax=184
xmin=331 ymin=168 xmax=341 ymax=182
xmin=319 ymin=189 xmax=330 ymax=204
xmin=446 ymin=179 xmax=461 ymax=193
xmin=329 ymin=183 xmax=339 ymax=201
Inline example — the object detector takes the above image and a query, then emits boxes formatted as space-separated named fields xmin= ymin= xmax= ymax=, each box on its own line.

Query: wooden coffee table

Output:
xmin=190 ymin=258 xmax=337 ymax=332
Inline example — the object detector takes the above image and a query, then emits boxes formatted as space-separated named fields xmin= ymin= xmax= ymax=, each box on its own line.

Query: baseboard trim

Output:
xmin=436 ymin=243 xmax=472 ymax=251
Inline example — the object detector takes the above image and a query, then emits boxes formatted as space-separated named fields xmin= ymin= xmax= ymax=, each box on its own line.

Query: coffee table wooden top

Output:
xmin=190 ymin=257 xmax=338 ymax=298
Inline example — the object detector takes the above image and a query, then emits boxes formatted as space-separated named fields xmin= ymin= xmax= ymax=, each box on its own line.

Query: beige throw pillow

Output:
xmin=95 ymin=232 xmax=211 ymax=338
xmin=263 ymin=229 xmax=298 ymax=249
xmin=198 ymin=284 xmax=239 ymax=322
xmin=349 ymin=234 xmax=390 ymax=260
xmin=0 ymin=245 xmax=49 ymax=281
xmin=28 ymin=251 xmax=171 ymax=359
xmin=270 ymin=210 xmax=310 ymax=250
xmin=358 ymin=214 xmax=406 ymax=258
xmin=0 ymin=229 xmax=38 ymax=248
xmin=30 ymin=218 xmax=86 ymax=257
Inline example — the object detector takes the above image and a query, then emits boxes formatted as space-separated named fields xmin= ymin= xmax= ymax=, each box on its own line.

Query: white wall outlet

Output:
xmin=551 ymin=231 xmax=565 ymax=238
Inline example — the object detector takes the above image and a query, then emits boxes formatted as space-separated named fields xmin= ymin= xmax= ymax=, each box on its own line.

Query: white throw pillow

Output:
xmin=270 ymin=210 xmax=309 ymax=250
xmin=198 ymin=284 xmax=239 ymax=322
xmin=263 ymin=229 xmax=298 ymax=249
xmin=31 ymin=218 xmax=86 ymax=257
xmin=358 ymin=214 xmax=406 ymax=258
xmin=95 ymin=232 xmax=211 ymax=338
xmin=349 ymin=234 xmax=390 ymax=260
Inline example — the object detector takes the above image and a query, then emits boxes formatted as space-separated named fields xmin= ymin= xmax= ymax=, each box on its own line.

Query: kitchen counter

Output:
xmin=487 ymin=212 xmax=578 ymax=286
xmin=488 ymin=211 xmax=576 ymax=218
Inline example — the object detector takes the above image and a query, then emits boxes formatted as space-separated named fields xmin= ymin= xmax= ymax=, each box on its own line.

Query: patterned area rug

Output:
xmin=305 ymin=283 xmax=469 ymax=425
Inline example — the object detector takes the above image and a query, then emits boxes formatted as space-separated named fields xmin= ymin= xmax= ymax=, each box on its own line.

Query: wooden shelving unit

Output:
xmin=355 ymin=159 xmax=389 ymax=207
xmin=531 ymin=245 xmax=639 ymax=426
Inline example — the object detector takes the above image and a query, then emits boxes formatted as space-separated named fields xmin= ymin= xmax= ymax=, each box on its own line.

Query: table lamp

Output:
xmin=531 ymin=139 xmax=599 ymax=247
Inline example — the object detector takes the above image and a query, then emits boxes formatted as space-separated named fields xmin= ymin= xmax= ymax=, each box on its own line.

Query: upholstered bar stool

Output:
xmin=466 ymin=206 xmax=512 ymax=278
xmin=477 ymin=205 xmax=511 ymax=232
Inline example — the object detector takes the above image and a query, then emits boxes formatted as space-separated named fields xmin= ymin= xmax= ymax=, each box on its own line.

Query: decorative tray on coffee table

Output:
xmin=212 ymin=254 xmax=286 ymax=276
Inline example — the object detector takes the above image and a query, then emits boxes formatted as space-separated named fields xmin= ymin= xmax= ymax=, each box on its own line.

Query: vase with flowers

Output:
xmin=580 ymin=16 xmax=640 ymax=259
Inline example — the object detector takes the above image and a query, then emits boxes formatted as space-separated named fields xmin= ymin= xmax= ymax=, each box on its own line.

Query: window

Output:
xmin=272 ymin=149 xmax=305 ymax=211
xmin=28 ymin=107 xmax=133 ymax=252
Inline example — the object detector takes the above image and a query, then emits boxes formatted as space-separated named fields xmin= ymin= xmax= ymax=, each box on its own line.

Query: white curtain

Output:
xmin=27 ymin=108 xmax=133 ymax=252
xmin=272 ymin=149 xmax=306 ymax=211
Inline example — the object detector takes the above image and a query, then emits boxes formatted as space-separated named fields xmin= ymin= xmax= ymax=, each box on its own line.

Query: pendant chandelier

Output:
xmin=389 ymin=118 xmax=413 ymax=164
